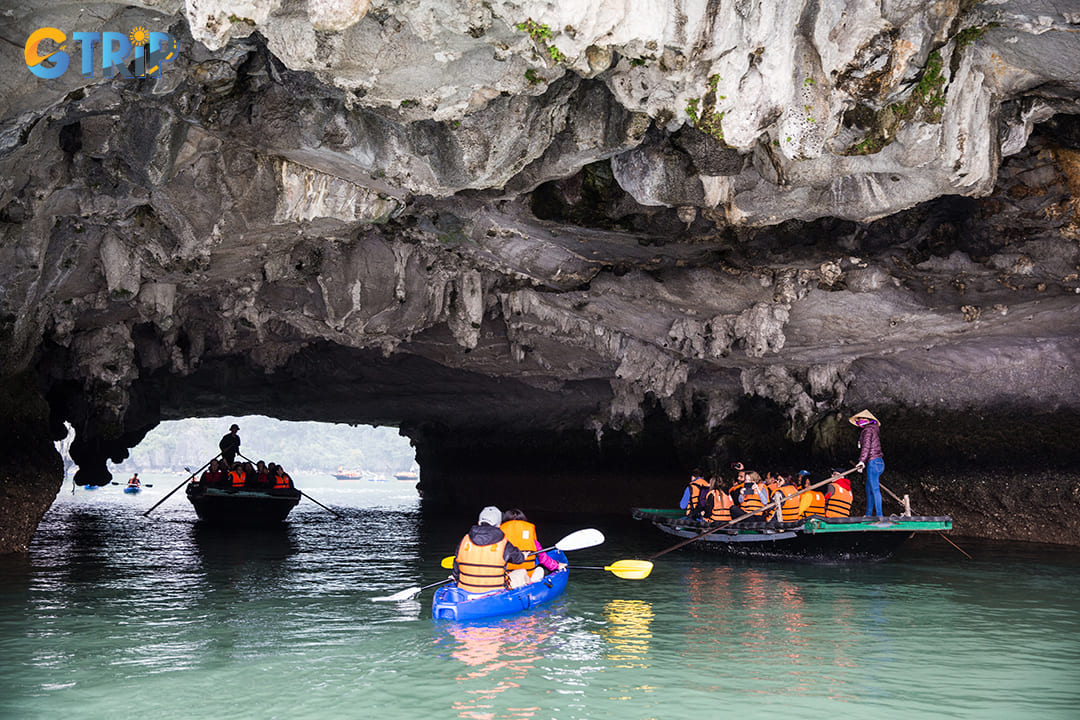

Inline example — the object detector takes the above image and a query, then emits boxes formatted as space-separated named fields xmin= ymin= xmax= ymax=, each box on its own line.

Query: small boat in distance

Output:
xmin=432 ymin=550 xmax=569 ymax=621
xmin=394 ymin=469 xmax=419 ymax=482
xmin=123 ymin=484 xmax=141 ymax=495
xmin=632 ymin=508 xmax=952 ymax=562
xmin=333 ymin=466 xmax=364 ymax=481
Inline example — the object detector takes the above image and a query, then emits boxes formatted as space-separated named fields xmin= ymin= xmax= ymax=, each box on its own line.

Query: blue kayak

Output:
xmin=123 ymin=485 xmax=141 ymax=494
xmin=432 ymin=549 xmax=569 ymax=621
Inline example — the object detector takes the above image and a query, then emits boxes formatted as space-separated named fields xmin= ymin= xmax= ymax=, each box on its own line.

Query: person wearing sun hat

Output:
xmin=849 ymin=409 xmax=884 ymax=517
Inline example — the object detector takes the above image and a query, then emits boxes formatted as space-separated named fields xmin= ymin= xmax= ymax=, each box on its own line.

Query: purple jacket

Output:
xmin=857 ymin=423 xmax=884 ymax=464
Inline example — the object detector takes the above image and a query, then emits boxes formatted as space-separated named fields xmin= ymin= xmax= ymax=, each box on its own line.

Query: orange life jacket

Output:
xmin=684 ymin=477 xmax=710 ymax=515
xmin=801 ymin=490 xmax=826 ymax=517
xmin=738 ymin=485 xmax=765 ymax=515
xmin=272 ymin=472 xmax=292 ymax=490
xmin=826 ymin=483 xmax=853 ymax=517
xmin=501 ymin=520 xmax=538 ymax=571
xmin=704 ymin=489 xmax=732 ymax=522
xmin=230 ymin=470 xmax=245 ymax=488
xmin=455 ymin=535 xmax=508 ymax=594
xmin=775 ymin=484 xmax=801 ymax=522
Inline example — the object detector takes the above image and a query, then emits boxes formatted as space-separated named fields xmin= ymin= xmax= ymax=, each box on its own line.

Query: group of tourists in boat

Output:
xmin=196 ymin=458 xmax=295 ymax=492
xmin=631 ymin=408 xmax=952 ymax=562
xmin=680 ymin=408 xmax=885 ymax=524
xmin=681 ymin=464 xmax=853 ymax=524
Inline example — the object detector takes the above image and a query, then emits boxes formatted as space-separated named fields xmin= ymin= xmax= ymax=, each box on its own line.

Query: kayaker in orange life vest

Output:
xmin=500 ymin=508 xmax=565 ymax=586
xmin=452 ymin=506 xmax=529 ymax=595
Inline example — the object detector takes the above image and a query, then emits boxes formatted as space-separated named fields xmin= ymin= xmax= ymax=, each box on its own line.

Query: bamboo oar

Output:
xmin=879 ymin=481 xmax=972 ymax=560
xmin=238 ymin=452 xmax=340 ymax=517
xmin=647 ymin=466 xmax=859 ymax=561
xmin=143 ymin=454 xmax=221 ymax=517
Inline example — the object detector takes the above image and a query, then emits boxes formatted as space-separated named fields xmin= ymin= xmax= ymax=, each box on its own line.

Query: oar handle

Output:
xmin=648 ymin=466 xmax=859 ymax=560
xmin=880 ymin=481 xmax=972 ymax=559
xmin=142 ymin=453 xmax=221 ymax=517
xmin=299 ymin=489 xmax=341 ymax=517
xmin=239 ymin=452 xmax=340 ymax=517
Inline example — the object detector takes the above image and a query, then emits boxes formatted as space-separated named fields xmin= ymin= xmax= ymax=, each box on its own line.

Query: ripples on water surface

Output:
xmin=2 ymin=473 xmax=1079 ymax=719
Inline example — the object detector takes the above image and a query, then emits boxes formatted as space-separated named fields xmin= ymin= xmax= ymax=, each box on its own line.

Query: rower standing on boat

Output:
xmin=850 ymin=409 xmax=885 ymax=518
xmin=452 ymin=506 xmax=528 ymax=594
xmin=219 ymin=424 xmax=241 ymax=466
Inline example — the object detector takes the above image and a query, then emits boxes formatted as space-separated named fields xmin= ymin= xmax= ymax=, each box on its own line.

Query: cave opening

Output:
xmin=100 ymin=415 xmax=418 ymax=491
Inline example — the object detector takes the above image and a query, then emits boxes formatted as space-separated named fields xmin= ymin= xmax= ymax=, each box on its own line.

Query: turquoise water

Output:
xmin=2 ymin=473 xmax=1079 ymax=719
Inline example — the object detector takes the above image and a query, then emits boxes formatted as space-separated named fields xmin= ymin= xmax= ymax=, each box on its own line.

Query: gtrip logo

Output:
xmin=25 ymin=26 xmax=177 ymax=79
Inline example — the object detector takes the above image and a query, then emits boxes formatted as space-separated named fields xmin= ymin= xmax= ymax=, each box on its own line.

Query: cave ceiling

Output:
xmin=2 ymin=1 xmax=1080 ymax=484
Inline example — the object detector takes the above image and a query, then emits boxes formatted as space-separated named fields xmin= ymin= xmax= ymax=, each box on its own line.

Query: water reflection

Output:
xmin=598 ymin=599 xmax=653 ymax=669
xmin=437 ymin=614 xmax=554 ymax=720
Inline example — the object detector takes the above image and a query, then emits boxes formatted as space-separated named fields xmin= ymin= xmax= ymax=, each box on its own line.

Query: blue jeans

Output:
xmin=865 ymin=457 xmax=884 ymax=517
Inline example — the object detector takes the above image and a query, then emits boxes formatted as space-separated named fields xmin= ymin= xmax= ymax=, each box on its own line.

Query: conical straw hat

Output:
xmin=848 ymin=409 xmax=880 ymax=426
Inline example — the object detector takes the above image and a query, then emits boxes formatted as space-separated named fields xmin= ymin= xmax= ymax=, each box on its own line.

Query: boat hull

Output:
xmin=123 ymin=486 xmax=141 ymax=494
xmin=633 ymin=509 xmax=952 ymax=562
xmin=186 ymin=485 xmax=301 ymax=525
xmin=432 ymin=550 xmax=569 ymax=621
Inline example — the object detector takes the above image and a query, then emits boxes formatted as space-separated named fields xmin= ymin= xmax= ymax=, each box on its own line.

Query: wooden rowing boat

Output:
xmin=632 ymin=508 xmax=952 ymax=561
xmin=185 ymin=484 xmax=301 ymax=525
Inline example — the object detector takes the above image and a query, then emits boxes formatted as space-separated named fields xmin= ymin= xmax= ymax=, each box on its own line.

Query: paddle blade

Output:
xmin=554 ymin=528 xmax=605 ymax=552
xmin=441 ymin=556 xmax=454 ymax=569
xmin=604 ymin=560 xmax=653 ymax=580
xmin=372 ymin=586 xmax=421 ymax=602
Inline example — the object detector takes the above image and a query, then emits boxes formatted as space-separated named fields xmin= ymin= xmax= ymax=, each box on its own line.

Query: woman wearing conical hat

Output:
xmin=849 ymin=409 xmax=884 ymax=518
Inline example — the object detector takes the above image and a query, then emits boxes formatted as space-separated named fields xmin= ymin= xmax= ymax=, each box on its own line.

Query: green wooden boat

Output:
xmin=632 ymin=508 xmax=952 ymax=561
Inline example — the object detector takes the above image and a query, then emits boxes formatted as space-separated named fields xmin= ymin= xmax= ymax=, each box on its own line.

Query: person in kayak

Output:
xmin=127 ymin=473 xmax=140 ymax=488
xmin=452 ymin=506 xmax=529 ymax=594
xmin=500 ymin=508 xmax=564 ymax=587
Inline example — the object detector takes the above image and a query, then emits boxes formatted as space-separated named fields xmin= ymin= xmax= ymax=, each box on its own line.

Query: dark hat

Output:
xmin=797 ymin=469 xmax=811 ymax=476
xmin=230 ymin=424 xmax=239 ymax=431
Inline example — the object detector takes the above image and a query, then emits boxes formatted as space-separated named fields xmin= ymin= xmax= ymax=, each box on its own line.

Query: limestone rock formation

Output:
xmin=3 ymin=0 xmax=1080 ymax=551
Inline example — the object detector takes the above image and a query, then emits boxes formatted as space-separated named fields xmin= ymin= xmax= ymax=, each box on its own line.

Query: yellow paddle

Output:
xmin=440 ymin=556 xmax=652 ymax=579
xmin=572 ymin=559 xmax=654 ymax=580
